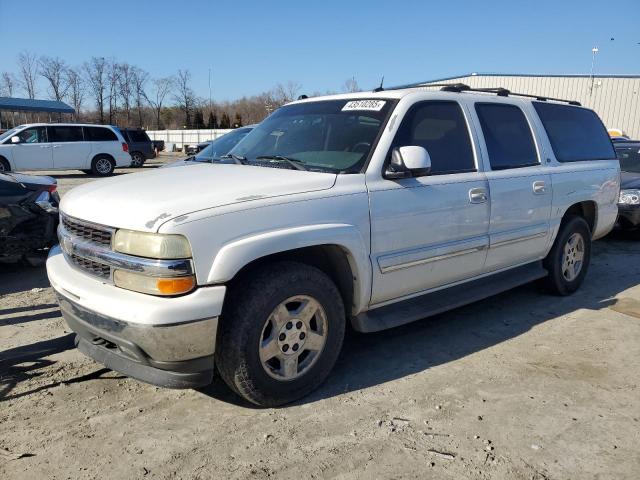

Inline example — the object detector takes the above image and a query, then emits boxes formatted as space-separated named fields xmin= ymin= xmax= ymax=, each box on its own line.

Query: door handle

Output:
xmin=39 ymin=145 xmax=51 ymax=148
xmin=533 ymin=181 xmax=547 ymax=195
xmin=53 ymin=145 xmax=61 ymax=148
xmin=469 ymin=188 xmax=488 ymax=204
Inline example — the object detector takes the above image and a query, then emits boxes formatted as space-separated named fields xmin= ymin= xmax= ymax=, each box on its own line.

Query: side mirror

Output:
xmin=10 ymin=136 xmax=20 ymax=144
xmin=385 ymin=146 xmax=431 ymax=179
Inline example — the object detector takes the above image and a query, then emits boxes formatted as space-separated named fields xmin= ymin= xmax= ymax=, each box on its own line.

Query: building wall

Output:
xmin=146 ymin=129 xmax=233 ymax=151
xmin=423 ymin=75 xmax=640 ymax=139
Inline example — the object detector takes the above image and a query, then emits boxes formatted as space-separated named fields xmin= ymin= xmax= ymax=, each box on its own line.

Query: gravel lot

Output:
xmin=1 ymin=156 xmax=640 ymax=479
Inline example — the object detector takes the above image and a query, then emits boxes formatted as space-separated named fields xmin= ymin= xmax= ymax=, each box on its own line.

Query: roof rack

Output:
xmin=374 ymin=82 xmax=581 ymax=106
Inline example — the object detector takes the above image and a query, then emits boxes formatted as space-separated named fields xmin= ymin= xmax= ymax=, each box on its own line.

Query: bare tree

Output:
xmin=131 ymin=66 xmax=149 ymax=127
xmin=145 ymin=76 xmax=174 ymax=129
xmin=1 ymin=72 xmax=16 ymax=96
xmin=39 ymin=56 xmax=70 ymax=101
xmin=107 ymin=60 xmax=120 ymax=124
xmin=84 ymin=57 xmax=107 ymax=123
xmin=66 ymin=68 xmax=85 ymax=121
xmin=117 ymin=63 xmax=135 ymax=126
xmin=269 ymin=81 xmax=302 ymax=107
xmin=17 ymin=51 xmax=38 ymax=99
xmin=174 ymin=69 xmax=195 ymax=127
xmin=342 ymin=76 xmax=360 ymax=93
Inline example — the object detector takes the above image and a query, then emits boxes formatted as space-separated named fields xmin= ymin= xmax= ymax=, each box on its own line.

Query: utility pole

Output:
xmin=589 ymin=46 xmax=599 ymax=95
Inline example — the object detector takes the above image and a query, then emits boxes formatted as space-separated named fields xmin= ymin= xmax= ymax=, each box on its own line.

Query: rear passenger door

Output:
xmin=49 ymin=126 xmax=91 ymax=169
xmin=472 ymin=102 xmax=553 ymax=271
xmin=368 ymin=100 xmax=490 ymax=305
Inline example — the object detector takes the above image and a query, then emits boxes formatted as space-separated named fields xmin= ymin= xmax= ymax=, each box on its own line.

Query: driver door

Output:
xmin=11 ymin=127 xmax=53 ymax=170
xmin=367 ymin=100 xmax=490 ymax=305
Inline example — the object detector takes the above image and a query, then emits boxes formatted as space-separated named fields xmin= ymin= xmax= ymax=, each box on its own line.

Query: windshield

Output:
xmin=616 ymin=146 xmax=640 ymax=174
xmin=0 ymin=127 xmax=22 ymax=143
xmin=228 ymin=99 xmax=393 ymax=173
xmin=194 ymin=128 xmax=253 ymax=162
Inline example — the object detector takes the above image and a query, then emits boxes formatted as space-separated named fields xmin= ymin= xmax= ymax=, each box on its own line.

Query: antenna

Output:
xmin=373 ymin=75 xmax=385 ymax=92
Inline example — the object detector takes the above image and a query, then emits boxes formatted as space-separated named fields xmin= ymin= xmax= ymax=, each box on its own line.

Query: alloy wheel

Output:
xmin=562 ymin=232 xmax=585 ymax=281
xmin=259 ymin=295 xmax=328 ymax=381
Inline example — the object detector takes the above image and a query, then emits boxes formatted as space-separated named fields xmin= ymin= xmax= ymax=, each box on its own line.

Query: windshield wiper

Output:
xmin=219 ymin=154 xmax=247 ymax=165
xmin=255 ymin=155 xmax=307 ymax=171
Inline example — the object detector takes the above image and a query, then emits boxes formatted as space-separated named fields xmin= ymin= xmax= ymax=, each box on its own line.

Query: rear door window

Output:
xmin=533 ymin=102 xmax=616 ymax=162
xmin=127 ymin=130 xmax=150 ymax=142
xmin=84 ymin=127 xmax=118 ymax=142
xmin=391 ymin=101 xmax=476 ymax=175
xmin=616 ymin=146 xmax=640 ymax=174
xmin=49 ymin=126 xmax=84 ymax=142
xmin=475 ymin=103 xmax=538 ymax=170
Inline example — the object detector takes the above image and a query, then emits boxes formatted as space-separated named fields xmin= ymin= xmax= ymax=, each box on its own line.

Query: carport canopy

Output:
xmin=0 ymin=97 xmax=75 ymax=114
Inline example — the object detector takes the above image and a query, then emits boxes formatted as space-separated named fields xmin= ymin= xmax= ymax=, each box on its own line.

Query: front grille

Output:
xmin=70 ymin=253 xmax=111 ymax=279
xmin=62 ymin=215 xmax=113 ymax=246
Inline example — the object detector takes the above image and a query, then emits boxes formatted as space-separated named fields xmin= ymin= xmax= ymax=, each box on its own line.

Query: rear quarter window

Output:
xmin=84 ymin=127 xmax=118 ymax=142
xmin=127 ymin=130 xmax=150 ymax=142
xmin=533 ymin=102 xmax=616 ymax=162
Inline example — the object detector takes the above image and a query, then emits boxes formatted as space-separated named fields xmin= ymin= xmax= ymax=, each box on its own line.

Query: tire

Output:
xmin=81 ymin=169 xmax=92 ymax=174
xmin=543 ymin=215 xmax=592 ymax=295
xmin=0 ymin=157 xmax=10 ymax=173
xmin=216 ymin=261 xmax=346 ymax=407
xmin=130 ymin=152 xmax=145 ymax=168
xmin=91 ymin=155 xmax=115 ymax=176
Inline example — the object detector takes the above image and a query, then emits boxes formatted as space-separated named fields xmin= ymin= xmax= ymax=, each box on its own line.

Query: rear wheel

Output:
xmin=91 ymin=155 xmax=115 ymax=176
xmin=130 ymin=152 xmax=145 ymax=168
xmin=216 ymin=262 xmax=346 ymax=406
xmin=543 ymin=215 xmax=592 ymax=295
xmin=0 ymin=157 xmax=10 ymax=172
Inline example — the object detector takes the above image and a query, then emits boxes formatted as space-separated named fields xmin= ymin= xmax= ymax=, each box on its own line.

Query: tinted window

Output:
xmin=16 ymin=126 xmax=47 ymax=144
xmin=475 ymin=103 xmax=538 ymax=170
xmin=49 ymin=126 xmax=84 ymax=142
xmin=391 ymin=101 xmax=475 ymax=175
xmin=126 ymin=130 xmax=150 ymax=143
xmin=533 ymin=102 xmax=616 ymax=162
xmin=84 ymin=126 xmax=118 ymax=142
xmin=616 ymin=146 xmax=640 ymax=174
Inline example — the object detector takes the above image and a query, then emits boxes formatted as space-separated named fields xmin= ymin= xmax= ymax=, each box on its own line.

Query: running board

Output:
xmin=352 ymin=262 xmax=548 ymax=333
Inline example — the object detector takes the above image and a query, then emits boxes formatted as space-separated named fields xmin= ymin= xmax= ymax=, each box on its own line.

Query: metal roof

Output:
xmin=420 ymin=72 xmax=640 ymax=83
xmin=0 ymin=97 xmax=75 ymax=114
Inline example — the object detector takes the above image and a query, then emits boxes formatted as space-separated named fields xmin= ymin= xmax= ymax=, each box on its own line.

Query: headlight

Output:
xmin=113 ymin=229 xmax=192 ymax=259
xmin=619 ymin=189 xmax=640 ymax=205
xmin=113 ymin=270 xmax=195 ymax=296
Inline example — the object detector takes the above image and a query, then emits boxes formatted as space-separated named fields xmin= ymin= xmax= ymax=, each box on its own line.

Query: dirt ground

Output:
xmin=1 ymin=156 xmax=640 ymax=479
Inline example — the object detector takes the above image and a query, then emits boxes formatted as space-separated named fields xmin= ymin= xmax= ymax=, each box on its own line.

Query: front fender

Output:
xmin=207 ymin=223 xmax=371 ymax=313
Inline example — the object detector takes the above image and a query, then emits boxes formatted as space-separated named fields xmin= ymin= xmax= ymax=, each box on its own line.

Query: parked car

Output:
xmin=119 ymin=128 xmax=155 ymax=168
xmin=152 ymin=140 xmax=165 ymax=153
xmin=47 ymin=86 xmax=620 ymax=406
xmin=614 ymin=140 xmax=640 ymax=231
xmin=1 ymin=171 xmax=59 ymax=264
xmin=0 ymin=123 xmax=130 ymax=176
xmin=165 ymin=126 xmax=254 ymax=168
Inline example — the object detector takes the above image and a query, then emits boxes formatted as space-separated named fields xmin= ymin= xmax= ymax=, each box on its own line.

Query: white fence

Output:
xmin=146 ymin=129 xmax=233 ymax=151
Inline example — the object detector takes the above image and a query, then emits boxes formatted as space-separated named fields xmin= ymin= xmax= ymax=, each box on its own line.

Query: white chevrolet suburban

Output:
xmin=0 ymin=123 xmax=131 ymax=175
xmin=46 ymin=84 xmax=621 ymax=406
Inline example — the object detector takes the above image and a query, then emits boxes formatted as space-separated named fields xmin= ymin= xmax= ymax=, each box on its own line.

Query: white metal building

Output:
xmin=416 ymin=73 xmax=640 ymax=139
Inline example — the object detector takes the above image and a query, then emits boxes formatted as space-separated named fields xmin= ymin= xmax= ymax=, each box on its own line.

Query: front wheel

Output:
xmin=0 ymin=157 xmax=10 ymax=172
xmin=216 ymin=262 xmax=346 ymax=406
xmin=543 ymin=215 xmax=592 ymax=295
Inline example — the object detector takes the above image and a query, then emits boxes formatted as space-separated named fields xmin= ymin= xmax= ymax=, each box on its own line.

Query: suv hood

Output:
xmin=61 ymin=163 xmax=337 ymax=232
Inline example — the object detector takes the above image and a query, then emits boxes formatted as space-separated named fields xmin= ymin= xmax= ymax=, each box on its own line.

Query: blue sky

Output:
xmin=0 ymin=0 xmax=638 ymax=101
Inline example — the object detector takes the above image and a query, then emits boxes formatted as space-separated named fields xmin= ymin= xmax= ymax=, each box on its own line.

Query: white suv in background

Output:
xmin=0 ymin=123 xmax=131 ymax=176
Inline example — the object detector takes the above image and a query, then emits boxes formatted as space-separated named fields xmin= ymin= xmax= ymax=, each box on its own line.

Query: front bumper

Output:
xmin=47 ymin=245 xmax=226 ymax=388
xmin=617 ymin=204 xmax=640 ymax=230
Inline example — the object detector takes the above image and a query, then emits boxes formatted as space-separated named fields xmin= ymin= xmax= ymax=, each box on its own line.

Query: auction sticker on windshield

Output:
xmin=342 ymin=100 xmax=386 ymax=112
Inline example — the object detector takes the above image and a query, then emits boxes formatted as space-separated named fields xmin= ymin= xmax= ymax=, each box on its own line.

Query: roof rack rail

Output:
xmin=375 ymin=81 xmax=581 ymax=106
